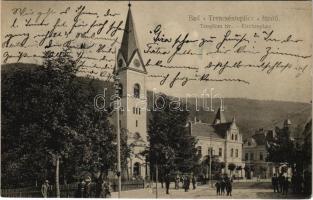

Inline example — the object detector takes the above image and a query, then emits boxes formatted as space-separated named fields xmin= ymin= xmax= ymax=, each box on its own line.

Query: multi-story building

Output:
xmin=243 ymin=128 xmax=275 ymax=179
xmin=243 ymin=119 xmax=294 ymax=179
xmin=188 ymin=108 xmax=245 ymax=176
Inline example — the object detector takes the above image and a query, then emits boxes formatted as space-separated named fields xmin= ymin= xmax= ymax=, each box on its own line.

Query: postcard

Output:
xmin=1 ymin=1 xmax=312 ymax=198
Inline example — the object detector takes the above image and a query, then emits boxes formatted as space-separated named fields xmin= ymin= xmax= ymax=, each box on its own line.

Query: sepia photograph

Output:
xmin=1 ymin=0 xmax=312 ymax=198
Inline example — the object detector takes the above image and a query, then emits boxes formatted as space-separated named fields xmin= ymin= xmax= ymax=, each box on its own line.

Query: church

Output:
xmin=112 ymin=3 xmax=149 ymax=179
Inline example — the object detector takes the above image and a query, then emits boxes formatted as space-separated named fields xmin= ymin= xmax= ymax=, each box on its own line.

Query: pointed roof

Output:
xmin=190 ymin=121 xmax=232 ymax=139
xmin=230 ymin=115 xmax=237 ymax=129
xmin=232 ymin=115 xmax=236 ymax=123
xmin=117 ymin=3 xmax=147 ymax=74
xmin=120 ymin=4 xmax=139 ymax=64
xmin=213 ymin=107 xmax=226 ymax=124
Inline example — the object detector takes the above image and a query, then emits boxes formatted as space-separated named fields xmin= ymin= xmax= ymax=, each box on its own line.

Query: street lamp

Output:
xmin=209 ymin=148 xmax=214 ymax=188
xmin=155 ymin=151 xmax=159 ymax=199
xmin=114 ymin=76 xmax=122 ymax=198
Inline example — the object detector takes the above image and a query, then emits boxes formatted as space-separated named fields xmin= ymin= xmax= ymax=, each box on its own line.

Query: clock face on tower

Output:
xmin=118 ymin=59 xmax=123 ymax=68
xmin=133 ymin=58 xmax=140 ymax=67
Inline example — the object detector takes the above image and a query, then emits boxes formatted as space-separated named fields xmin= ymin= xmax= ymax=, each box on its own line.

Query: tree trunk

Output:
xmin=56 ymin=155 xmax=60 ymax=198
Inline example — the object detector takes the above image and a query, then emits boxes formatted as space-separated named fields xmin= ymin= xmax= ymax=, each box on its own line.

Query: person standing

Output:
xmin=160 ymin=175 xmax=164 ymax=189
xmin=192 ymin=175 xmax=196 ymax=190
xmin=220 ymin=178 xmax=226 ymax=195
xmin=272 ymin=174 xmax=278 ymax=193
xmin=165 ymin=174 xmax=170 ymax=195
xmin=226 ymin=179 xmax=233 ymax=196
xmin=76 ymin=178 xmax=86 ymax=198
xmin=278 ymin=173 xmax=284 ymax=193
xmin=187 ymin=176 xmax=191 ymax=191
xmin=175 ymin=175 xmax=180 ymax=189
xmin=283 ymin=177 xmax=289 ymax=196
xmin=215 ymin=180 xmax=221 ymax=196
xmin=84 ymin=176 xmax=92 ymax=198
xmin=41 ymin=180 xmax=50 ymax=198
xmin=303 ymin=170 xmax=311 ymax=195
xmin=101 ymin=179 xmax=111 ymax=198
xmin=183 ymin=176 xmax=188 ymax=192
xmin=94 ymin=178 xmax=103 ymax=198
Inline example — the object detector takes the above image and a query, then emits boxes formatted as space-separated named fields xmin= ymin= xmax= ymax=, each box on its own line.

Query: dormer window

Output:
xmin=134 ymin=83 xmax=140 ymax=98
xmin=197 ymin=146 xmax=202 ymax=155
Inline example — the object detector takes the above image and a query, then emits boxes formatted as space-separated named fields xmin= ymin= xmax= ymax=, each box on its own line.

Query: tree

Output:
xmin=1 ymin=49 xmax=122 ymax=191
xmin=267 ymin=125 xmax=307 ymax=175
xmin=244 ymin=165 xmax=255 ymax=179
xmin=259 ymin=166 xmax=267 ymax=178
xmin=147 ymin=94 xmax=200 ymax=177
xmin=220 ymin=162 xmax=226 ymax=170
xmin=228 ymin=163 xmax=236 ymax=175
xmin=197 ymin=155 xmax=224 ymax=179
xmin=236 ymin=166 xmax=243 ymax=178
xmin=302 ymin=120 xmax=312 ymax=172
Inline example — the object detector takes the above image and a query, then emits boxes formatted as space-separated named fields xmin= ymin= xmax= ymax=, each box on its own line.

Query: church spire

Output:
xmin=213 ymin=107 xmax=226 ymax=124
xmin=230 ymin=115 xmax=237 ymax=129
xmin=120 ymin=4 xmax=139 ymax=65
xmin=232 ymin=115 xmax=236 ymax=123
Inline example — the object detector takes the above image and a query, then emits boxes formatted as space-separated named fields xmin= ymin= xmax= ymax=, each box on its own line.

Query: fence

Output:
xmin=1 ymin=180 xmax=144 ymax=198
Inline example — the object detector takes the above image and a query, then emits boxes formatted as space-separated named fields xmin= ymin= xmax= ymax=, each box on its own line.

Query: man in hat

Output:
xmin=192 ymin=175 xmax=196 ymax=190
xmin=41 ymin=180 xmax=50 ymax=198
xmin=84 ymin=176 xmax=92 ymax=198
xmin=76 ymin=178 xmax=86 ymax=197
xmin=165 ymin=174 xmax=170 ymax=194
xmin=272 ymin=173 xmax=278 ymax=193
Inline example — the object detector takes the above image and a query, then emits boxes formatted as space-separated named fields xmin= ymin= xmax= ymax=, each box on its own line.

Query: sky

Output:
xmin=1 ymin=1 xmax=312 ymax=103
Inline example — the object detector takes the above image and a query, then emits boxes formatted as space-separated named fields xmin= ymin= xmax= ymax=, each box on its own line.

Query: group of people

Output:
xmin=181 ymin=175 xmax=197 ymax=192
xmin=271 ymin=173 xmax=290 ymax=195
xmin=40 ymin=176 xmax=111 ymax=198
xmin=75 ymin=176 xmax=111 ymax=198
xmin=215 ymin=175 xmax=233 ymax=196
xmin=161 ymin=174 xmax=197 ymax=194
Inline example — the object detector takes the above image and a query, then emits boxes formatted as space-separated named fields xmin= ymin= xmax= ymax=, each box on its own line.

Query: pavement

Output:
xmin=111 ymin=182 xmax=308 ymax=199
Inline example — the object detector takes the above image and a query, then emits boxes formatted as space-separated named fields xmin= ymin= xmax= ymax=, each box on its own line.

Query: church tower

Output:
xmin=115 ymin=3 xmax=148 ymax=179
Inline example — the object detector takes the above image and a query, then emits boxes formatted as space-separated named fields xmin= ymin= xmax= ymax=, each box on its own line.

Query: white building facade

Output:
xmin=189 ymin=108 xmax=245 ymax=177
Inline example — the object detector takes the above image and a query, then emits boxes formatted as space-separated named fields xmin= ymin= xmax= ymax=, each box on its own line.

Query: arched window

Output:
xmin=118 ymin=83 xmax=123 ymax=98
xmin=197 ymin=146 xmax=202 ymax=155
xmin=133 ymin=162 xmax=141 ymax=176
xmin=231 ymin=134 xmax=234 ymax=140
xmin=134 ymin=132 xmax=141 ymax=140
xmin=134 ymin=84 xmax=140 ymax=98
xmin=235 ymin=134 xmax=238 ymax=141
